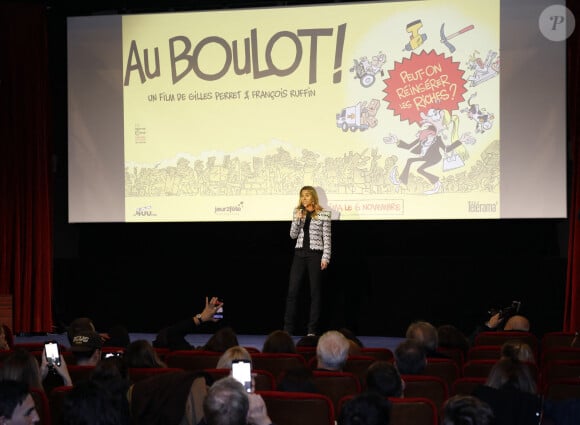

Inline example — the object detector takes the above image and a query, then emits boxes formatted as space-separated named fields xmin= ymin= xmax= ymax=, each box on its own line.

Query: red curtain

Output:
xmin=0 ymin=2 xmax=53 ymax=333
xmin=564 ymin=5 xmax=580 ymax=332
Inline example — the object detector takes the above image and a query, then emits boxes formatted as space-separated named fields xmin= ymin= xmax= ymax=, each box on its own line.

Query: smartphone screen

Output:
xmin=231 ymin=359 xmax=252 ymax=393
xmin=45 ymin=341 xmax=61 ymax=367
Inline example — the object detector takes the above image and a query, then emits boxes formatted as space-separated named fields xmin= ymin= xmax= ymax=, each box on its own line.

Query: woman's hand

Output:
xmin=200 ymin=296 xmax=224 ymax=322
xmin=40 ymin=347 xmax=73 ymax=386
xmin=294 ymin=208 xmax=305 ymax=220
xmin=321 ymin=260 xmax=329 ymax=270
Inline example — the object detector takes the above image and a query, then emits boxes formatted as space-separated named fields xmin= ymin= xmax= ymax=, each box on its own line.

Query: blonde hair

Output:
xmin=296 ymin=186 xmax=322 ymax=218
xmin=501 ymin=340 xmax=535 ymax=363
xmin=486 ymin=357 xmax=537 ymax=394
xmin=216 ymin=346 xmax=252 ymax=369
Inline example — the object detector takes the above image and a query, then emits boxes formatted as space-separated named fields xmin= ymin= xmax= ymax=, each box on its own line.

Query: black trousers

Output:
xmin=283 ymin=250 xmax=323 ymax=334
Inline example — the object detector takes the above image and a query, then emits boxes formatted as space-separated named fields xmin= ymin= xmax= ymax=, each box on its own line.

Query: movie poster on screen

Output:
xmin=122 ymin=0 xmax=500 ymax=221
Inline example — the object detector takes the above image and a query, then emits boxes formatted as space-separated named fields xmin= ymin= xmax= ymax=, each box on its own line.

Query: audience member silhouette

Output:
xmin=503 ymin=315 xmax=530 ymax=332
xmin=484 ymin=357 xmax=537 ymax=394
xmin=500 ymin=340 xmax=535 ymax=364
xmin=70 ymin=330 xmax=104 ymax=367
xmin=262 ymin=330 xmax=296 ymax=354
xmin=130 ymin=370 xmax=213 ymax=425
xmin=0 ymin=347 xmax=73 ymax=393
xmin=105 ymin=324 xmax=131 ymax=348
xmin=469 ymin=312 xmax=531 ymax=345
xmin=365 ymin=361 xmax=404 ymax=398
xmin=472 ymin=357 xmax=542 ymax=425
xmin=89 ymin=356 xmax=132 ymax=425
xmin=437 ymin=324 xmax=470 ymax=358
xmin=277 ymin=366 xmax=319 ymax=394
xmin=394 ymin=339 xmax=427 ymax=375
xmin=152 ymin=296 xmax=224 ymax=350
xmin=0 ymin=324 xmax=11 ymax=350
xmin=0 ymin=379 xmax=40 ymax=424
xmin=315 ymin=330 xmax=350 ymax=371
xmin=295 ymin=335 xmax=319 ymax=348
xmin=0 ymin=348 xmax=45 ymax=390
xmin=338 ymin=392 xmax=391 ymax=425
xmin=124 ymin=339 xmax=167 ymax=368
xmin=406 ymin=320 xmax=448 ymax=358
xmin=338 ymin=328 xmax=364 ymax=355
xmin=67 ymin=317 xmax=130 ymax=349
xmin=201 ymin=327 xmax=240 ymax=353
xmin=62 ymin=379 xmax=129 ymax=425
xmin=442 ymin=394 xmax=494 ymax=425
xmin=202 ymin=376 xmax=274 ymax=425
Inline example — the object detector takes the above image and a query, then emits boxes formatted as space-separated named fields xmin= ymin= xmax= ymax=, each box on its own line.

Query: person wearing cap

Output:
xmin=67 ymin=317 xmax=130 ymax=348
xmin=70 ymin=331 xmax=103 ymax=366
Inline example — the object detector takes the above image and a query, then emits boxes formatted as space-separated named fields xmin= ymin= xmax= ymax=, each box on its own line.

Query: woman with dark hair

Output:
xmin=0 ymin=347 xmax=72 ymax=393
xmin=124 ymin=340 xmax=167 ymax=368
xmin=262 ymin=330 xmax=296 ymax=354
xmin=201 ymin=327 xmax=239 ymax=352
xmin=365 ymin=361 xmax=403 ymax=398
xmin=89 ymin=356 xmax=131 ymax=424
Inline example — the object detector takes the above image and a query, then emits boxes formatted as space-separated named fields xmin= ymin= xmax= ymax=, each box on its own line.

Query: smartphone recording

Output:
xmin=231 ymin=359 xmax=252 ymax=393
xmin=45 ymin=341 xmax=61 ymax=367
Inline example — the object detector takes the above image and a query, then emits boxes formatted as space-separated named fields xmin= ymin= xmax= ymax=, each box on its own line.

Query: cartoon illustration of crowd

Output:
xmin=125 ymin=134 xmax=499 ymax=199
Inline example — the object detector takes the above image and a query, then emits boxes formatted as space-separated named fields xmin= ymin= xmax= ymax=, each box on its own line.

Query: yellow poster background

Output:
xmin=122 ymin=0 xmax=500 ymax=221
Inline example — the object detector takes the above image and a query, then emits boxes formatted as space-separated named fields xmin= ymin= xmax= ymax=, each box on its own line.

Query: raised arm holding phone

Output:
xmin=153 ymin=296 xmax=224 ymax=350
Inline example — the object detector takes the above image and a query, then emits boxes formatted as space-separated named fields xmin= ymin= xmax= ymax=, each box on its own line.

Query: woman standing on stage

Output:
xmin=283 ymin=186 xmax=331 ymax=336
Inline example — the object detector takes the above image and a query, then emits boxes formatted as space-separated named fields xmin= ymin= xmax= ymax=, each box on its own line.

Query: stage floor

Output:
xmin=15 ymin=332 xmax=405 ymax=352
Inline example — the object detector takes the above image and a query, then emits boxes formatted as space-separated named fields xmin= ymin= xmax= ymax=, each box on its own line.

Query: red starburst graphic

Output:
xmin=383 ymin=50 xmax=467 ymax=125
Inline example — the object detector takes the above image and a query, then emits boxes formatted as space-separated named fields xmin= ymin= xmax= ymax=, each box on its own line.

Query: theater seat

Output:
xmin=250 ymin=353 xmax=307 ymax=382
xmin=401 ymin=375 xmax=448 ymax=414
xmin=49 ymin=385 xmax=74 ymax=425
xmin=337 ymin=395 xmax=437 ymax=425
xmin=474 ymin=331 xmax=538 ymax=357
xmin=164 ymin=350 xmax=222 ymax=371
xmin=258 ymin=390 xmax=335 ymax=425
xmin=450 ymin=377 xmax=486 ymax=396
xmin=311 ymin=370 xmax=361 ymax=413
xmin=543 ymin=378 xmax=580 ymax=400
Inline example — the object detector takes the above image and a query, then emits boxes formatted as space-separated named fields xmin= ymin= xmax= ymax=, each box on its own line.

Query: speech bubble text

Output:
xmin=383 ymin=50 xmax=467 ymax=124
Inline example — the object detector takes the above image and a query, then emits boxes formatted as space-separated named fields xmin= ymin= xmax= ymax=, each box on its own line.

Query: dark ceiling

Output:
xmin=45 ymin=0 xmax=349 ymax=16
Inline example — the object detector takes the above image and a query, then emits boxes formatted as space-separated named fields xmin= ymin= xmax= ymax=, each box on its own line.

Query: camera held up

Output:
xmin=488 ymin=300 xmax=522 ymax=321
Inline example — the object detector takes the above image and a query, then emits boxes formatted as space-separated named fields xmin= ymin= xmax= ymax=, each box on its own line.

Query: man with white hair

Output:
xmin=203 ymin=377 xmax=274 ymax=425
xmin=315 ymin=330 xmax=350 ymax=371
